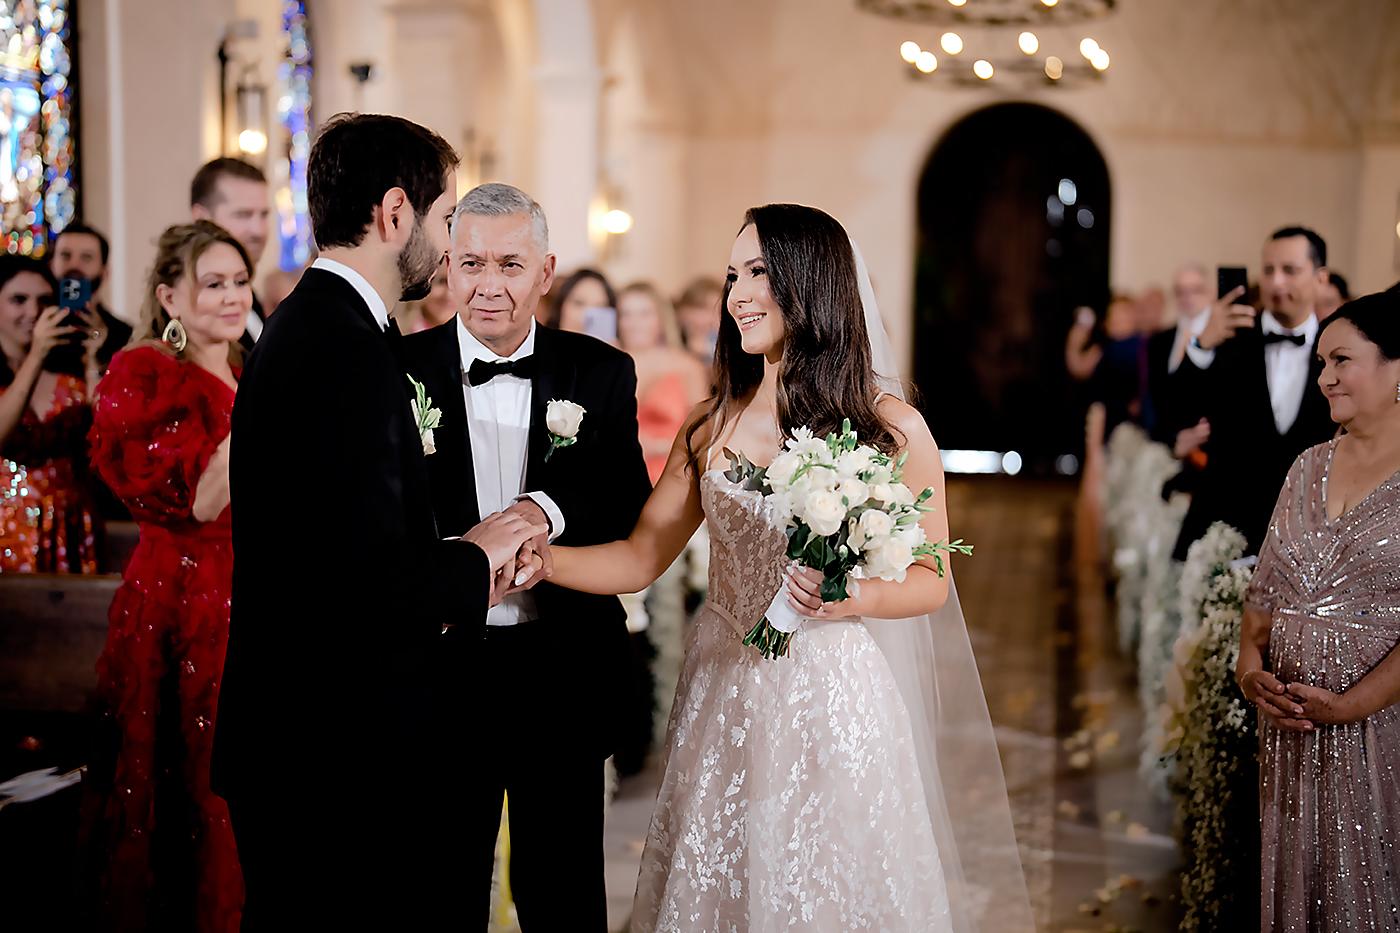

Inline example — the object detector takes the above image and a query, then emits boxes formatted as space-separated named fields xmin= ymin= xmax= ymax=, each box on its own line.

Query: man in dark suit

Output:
xmin=213 ymin=116 xmax=544 ymax=928
xmin=49 ymin=222 xmax=131 ymax=370
xmin=1144 ymin=262 xmax=1214 ymax=496
xmin=400 ymin=183 xmax=651 ymax=932
xmin=1173 ymin=227 xmax=1336 ymax=559
xmin=191 ymin=157 xmax=273 ymax=351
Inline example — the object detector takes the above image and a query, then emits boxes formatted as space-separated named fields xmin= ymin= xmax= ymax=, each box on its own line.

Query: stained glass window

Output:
xmin=0 ymin=0 xmax=76 ymax=257
xmin=276 ymin=0 xmax=312 ymax=270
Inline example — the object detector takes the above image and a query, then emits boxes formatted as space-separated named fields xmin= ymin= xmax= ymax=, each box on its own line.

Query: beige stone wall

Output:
xmin=81 ymin=0 xmax=1400 ymax=347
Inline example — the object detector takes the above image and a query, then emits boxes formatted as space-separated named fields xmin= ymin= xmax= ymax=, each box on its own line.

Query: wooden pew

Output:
xmin=0 ymin=574 xmax=118 ymax=713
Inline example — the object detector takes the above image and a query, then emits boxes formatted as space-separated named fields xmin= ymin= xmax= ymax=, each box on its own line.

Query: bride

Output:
xmin=547 ymin=204 xmax=1031 ymax=932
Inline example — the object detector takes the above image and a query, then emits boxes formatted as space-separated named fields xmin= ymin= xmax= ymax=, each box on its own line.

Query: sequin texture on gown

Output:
xmin=1246 ymin=438 xmax=1400 ymax=932
xmin=630 ymin=469 xmax=952 ymax=932
xmin=0 ymin=372 xmax=98 ymax=573
xmin=87 ymin=346 xmax=243 ymax=931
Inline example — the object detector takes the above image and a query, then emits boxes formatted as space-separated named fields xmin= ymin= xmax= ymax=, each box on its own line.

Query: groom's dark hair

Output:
xmin=308 ymin=113 xmax=460 ymax=250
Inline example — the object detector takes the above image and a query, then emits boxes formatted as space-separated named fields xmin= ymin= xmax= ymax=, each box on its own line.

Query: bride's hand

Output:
xmin=784 ymin=565 xmax=863 ymax=620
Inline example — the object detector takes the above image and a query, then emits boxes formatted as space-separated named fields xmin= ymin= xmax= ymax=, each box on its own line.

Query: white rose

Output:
xmin=867 ymin=482 xmax=895 ymax=504
xmin=837 ymin=477 xmax=870 ymax=507
xmin=545 ymin=399 xmax=586 ymax=438
xmin=867 ymin=536 xmax=916 ymax=582
xmin=893 ymin=520 xmax=925 ymax=549
xmin=835 ymin=447 xmax=876 ymax=479
xmin=801 ymin=489 xmax=847 ymax=537
xmin=886 ymin=483 xmax=916 ymax=506
xmin=856 ymin=508 xmax=894 ymax=541
xmin=766 ymin=451 xmax=802 ymax=491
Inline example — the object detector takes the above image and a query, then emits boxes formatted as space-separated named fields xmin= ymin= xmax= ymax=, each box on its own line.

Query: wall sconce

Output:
xmin=236 ymin=69 xmax=268 ymax=158
xmin=589 ymin=190 xmax=633 ymax=261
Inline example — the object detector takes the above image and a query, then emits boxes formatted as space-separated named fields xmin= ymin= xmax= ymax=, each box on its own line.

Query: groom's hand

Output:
xmin=502 ymin=500 xmax=553 ymax=590
xmin=462 ymin=511 xmax=546 ymax=576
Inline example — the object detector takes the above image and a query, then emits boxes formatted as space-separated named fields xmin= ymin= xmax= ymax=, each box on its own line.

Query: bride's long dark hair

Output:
xmin=685 ymin=203 xmax=900 ymax=471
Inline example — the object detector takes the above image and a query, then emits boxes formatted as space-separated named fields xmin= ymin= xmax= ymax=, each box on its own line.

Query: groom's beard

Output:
xmin=397 ymin=220 xmax=439 ymax=302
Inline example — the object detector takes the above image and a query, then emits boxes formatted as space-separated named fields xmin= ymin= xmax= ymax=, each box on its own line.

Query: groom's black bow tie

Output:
xmin=1261 ymin=331 xmax=1307 ymax=347
xmin=466 ymin=355 xmax=536 ymax=387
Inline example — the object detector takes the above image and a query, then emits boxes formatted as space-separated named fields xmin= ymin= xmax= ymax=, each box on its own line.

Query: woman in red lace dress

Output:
xmin=0 ymin=255 xmax=106 ymax=573
xmin=88 ymin=222 xmax=252 ymax=931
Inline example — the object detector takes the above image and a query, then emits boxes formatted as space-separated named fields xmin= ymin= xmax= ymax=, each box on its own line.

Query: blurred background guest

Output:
xmin=543 ymin=267 xmax=617 ymax=343
xmin=1065 ymin=294 xmax=1151 ymax=437
xmin=673 ymin=275 xmax=722 ymax=365
xmin=1237 ymin=289 xmax=1400 ymax=930
xmin=50 ymin=222 xmax=131 ymax=372
xmin=394 ymin=254 xmax=455 ymax=334
xmin=1174 ymin=227 xmax=1336 ymax=559
xmin=1146 ymin=263 xmax=1212 ymax=448
xmin=1317 ymin=270 xmax=1350 ymax=320
xmin=85 ymin=222 xmax=250 ymax=931
xmin=189 ymin=158 xmax=271 ymax=351
xmin=0 ymin=255 xmax=104 ymax=574
xmin=616 ymin=281 xmax=709 ymax=484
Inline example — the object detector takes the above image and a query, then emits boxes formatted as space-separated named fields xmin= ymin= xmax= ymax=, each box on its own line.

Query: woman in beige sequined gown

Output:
xmin=1237 ymin=291 xmax=1400 ymax=931
xmin=550 ymin=205 xmax=1030 ymax=932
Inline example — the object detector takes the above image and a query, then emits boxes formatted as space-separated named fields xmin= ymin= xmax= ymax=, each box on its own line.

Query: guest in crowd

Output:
xmin=259 ymin=265 xmax=308 ymax=318
xmin=543 ymin=267 xmax=617 ymax=342
xmin=1146 ymin=262 xmax=1212 ymax=451
xmin=1065 ymin=294 xmax=1146 ymax=436
xmin=1236 ymin=288 xmax=1400 ymax=931
xmin=616 ymin=281 xmax=709 ymax=483
xmin=1172 ymin=227 xmax=1336 ymax=559
xmin=190 ymin=157 xmax=271 ymax=350
xmin=51 ymin=222 xmax=132 ymax=371
xmin=1316 ymin=270 xmax=1349 ymax=320
xmin=673 ymin=274 xmax=723 ymax=364
xmin=394 ymin=254 xmax=455 ymax=334
xmin=86 ymin=221 xmax=250 ymax=931
xmin=0 ymin=255 xmax=103 ymax=573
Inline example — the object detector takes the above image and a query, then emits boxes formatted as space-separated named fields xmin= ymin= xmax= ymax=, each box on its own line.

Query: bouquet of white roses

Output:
xmin=725 ymin=419 xmax=970 ymax=659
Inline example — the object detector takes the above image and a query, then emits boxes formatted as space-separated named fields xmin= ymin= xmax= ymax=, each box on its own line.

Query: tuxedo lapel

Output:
xmin=525 ymin=326 xmax=576 ymax=492
xmin=437 ymin=323 xmax=481 ymax=529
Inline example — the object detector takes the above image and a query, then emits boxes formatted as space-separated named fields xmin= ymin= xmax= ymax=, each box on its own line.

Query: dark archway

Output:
xmin=912 ymin=103 xmax=1110 ymax=475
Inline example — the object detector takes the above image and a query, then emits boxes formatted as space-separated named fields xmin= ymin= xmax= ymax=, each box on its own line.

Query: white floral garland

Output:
xmin=1158 ymin=522 xmax=1257 ymax=931
xmin=1103 ymin=424 xmax=1185 ymax=657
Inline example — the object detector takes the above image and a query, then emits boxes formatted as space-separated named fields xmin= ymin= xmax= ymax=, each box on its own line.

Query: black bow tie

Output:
xmin=466 ymin=355 xmax=536 ymax=387
xmin=1262 ymin=331 xmax=1307 ymax=347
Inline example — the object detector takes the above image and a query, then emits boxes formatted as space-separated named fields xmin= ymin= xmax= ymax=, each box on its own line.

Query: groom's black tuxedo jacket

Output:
xmin=213 ymin=268 xmax=492 ymax=801
xmin=400 ymin=320 xmax=652 ymax=755
xmin=1171 ymin=319 xmax=1334 ymax=560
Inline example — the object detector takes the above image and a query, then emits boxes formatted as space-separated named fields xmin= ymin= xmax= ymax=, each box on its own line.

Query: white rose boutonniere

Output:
xmin=544 ymin=399 xmax=586 ymax=462
xmin=407 ymin=375 xmax=442 ymax=456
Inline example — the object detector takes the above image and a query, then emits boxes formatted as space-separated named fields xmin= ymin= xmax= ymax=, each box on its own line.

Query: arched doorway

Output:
xmin=912 ymin=103 xmax=1110 ymax=475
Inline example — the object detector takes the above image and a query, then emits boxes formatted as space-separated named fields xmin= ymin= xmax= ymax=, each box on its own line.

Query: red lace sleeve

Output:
xmin=89 ymin=346 xmax=230 ymax=523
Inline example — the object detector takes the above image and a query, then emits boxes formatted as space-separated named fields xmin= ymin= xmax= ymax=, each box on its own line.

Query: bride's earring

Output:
xmin=162 ymin=317 xmax=188 ymax=353
xmin=1394 ymin=381 xmax=1399 ymax=404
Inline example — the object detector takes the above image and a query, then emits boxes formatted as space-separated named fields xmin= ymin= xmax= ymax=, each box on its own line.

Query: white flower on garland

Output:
xmin=1156 ymin=522 xmax=1256 ymax=931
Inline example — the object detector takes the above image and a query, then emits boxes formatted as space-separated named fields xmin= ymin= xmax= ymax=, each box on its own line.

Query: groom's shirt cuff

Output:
xmin=517 ymin=492 xmax=565 ymax=542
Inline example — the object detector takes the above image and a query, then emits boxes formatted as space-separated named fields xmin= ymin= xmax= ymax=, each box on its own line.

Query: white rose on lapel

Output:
xmin=407 ymin=375 xmax=442 ymax=456
xmin=544 ymin=399 xmax=586 ymax=462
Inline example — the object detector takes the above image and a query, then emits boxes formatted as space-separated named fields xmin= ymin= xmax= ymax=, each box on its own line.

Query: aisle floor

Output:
xmin=602 ymin=476 xmax=1183 ymax=932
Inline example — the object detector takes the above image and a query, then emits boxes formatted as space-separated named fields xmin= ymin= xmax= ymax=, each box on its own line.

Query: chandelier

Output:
xmin=857 ymin=0 xmax=1117 ymax=88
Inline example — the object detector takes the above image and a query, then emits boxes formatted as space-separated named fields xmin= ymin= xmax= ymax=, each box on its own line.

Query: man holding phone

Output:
xmin=1172 ymin=226 xmax=1336 ymax=559
xmin=50 ymin=222 xmax=131 ymax=371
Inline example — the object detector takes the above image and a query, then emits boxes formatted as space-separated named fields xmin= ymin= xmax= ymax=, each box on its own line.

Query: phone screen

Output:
xmin=1216 ymin=266 xmax=1248 ymax=301
xmin=581 ymin=305 xmax=618 ymax=344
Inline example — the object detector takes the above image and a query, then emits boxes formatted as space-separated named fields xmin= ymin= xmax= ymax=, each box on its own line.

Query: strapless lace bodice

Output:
xmin=699 ymin=469 xmax=787 ymax=638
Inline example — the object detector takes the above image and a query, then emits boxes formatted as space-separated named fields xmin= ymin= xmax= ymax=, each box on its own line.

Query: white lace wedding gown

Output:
xmin=630 ymin=468 xmax=953 ymax=932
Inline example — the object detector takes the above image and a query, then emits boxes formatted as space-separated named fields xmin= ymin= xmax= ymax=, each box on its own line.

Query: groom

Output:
xmin=213 ymin=116 xmax=545 ymax=928
xmin=400 ymin=182 xmax=651 ymax=931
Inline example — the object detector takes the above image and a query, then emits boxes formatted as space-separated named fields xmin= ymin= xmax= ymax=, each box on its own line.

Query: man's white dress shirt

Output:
xmin=457 ymin=316 xmax=565 ymax=626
